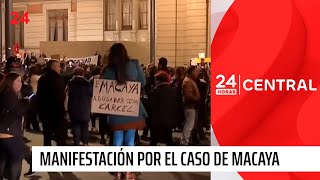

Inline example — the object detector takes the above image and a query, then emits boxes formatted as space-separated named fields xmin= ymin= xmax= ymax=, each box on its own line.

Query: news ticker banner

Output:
xmin=210 ymin=0 xmax=320 ymax=179
xmin=32 ymin=146 xmax=320 ymax=172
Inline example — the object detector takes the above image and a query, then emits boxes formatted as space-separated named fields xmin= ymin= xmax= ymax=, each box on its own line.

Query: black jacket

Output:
xmin=143 ymin=76 xmax=156 ymax=118
xmin=67 ymin=76 xmax=92 ymax=122
xmin=171 ymin=78 xmax=184 ymax=124
xmin=37 ymin=70 xmax=66 ymax=121
xmin=150 ymin=83 xmax=178 ymax=129
xmin=20 ymin=83 xmax=34 ymax=98
xmin=0 ymin=90 xmax=29 ymax=136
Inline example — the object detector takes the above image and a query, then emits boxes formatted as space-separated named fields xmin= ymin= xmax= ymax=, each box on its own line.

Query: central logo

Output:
xmin=215 ymin=74 xmax=318 ymax=96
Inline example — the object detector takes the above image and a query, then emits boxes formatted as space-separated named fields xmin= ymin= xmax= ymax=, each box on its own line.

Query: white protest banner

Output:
xmin=44 ymin=56 xmax=98 ymax=65
xmin=67 ymin=55 xmax=98 ymax=65
xmin=91 ymin=79 xmax=141 ymax=117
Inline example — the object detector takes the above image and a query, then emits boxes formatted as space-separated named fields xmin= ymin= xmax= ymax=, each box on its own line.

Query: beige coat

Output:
xmin=30 ymin=75 xmax=40 ymax=94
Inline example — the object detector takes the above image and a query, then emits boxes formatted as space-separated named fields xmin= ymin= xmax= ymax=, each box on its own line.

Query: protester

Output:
xmin=37 ymin=60 xmax=67 ymax=146
xmin=157 ymin=57 xmax=171 ymax=83
xmin=23 ymin=50 xmax=30 ymax=68
xmin=101 ymin=43 xmax=146 ymax=179
xmin=89 ymin=67 xmax=101 ymax=133
xmin=171 ymin=66 xmax=185 ymax=131
xmin=180 ymin=66 xmax=201 ymax=146
xmin=158 ymin=57 xmax=169 ymax=73
xmin=149 ymin=71 xmax=178 ymax=146
xmin=141 ymin=65 xmax=157 ymax=140
xmin=0 ymin=73 xmax=29 ymax=180
xmin=5 ymin=56 xmax=16 ymax=74
xmin=95 ymin=51 xmax=102 ymax=66
xmin=37 ymin=52 xmax=46 ymax=65
xmin=0 ymin=73 xmax=4 ymax=86
xmin=193 ymin=69 xmax=208 ymax=143
xmin=66 ymin=67 xmax=92 ymax=146
xmin=24 ymin=65 xmax=41 ymax=132
xmin=30 ymin=52 xmax=37 ymax=65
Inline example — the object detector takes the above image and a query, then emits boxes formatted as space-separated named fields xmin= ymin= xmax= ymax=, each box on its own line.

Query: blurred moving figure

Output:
xmin=24 ymin=66 xmax=42 ymax=132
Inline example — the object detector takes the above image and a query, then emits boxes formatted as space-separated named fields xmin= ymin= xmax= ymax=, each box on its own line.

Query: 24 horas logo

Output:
xmin=215 ymin=74 xmax=318 ymax=95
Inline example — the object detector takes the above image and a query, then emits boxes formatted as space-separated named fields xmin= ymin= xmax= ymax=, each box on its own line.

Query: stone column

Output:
xmin=130 ymin=0 xmax=139 ymax=41
xmin=150 ymin=0 xmax=155 ymax=63
xmin=5 ymin=0 xmax=13 ymax=57
xmin=0 ymin=0 xmax=2 ymax=59
xmin=132 ymin=0 xmax=139 ymax=30
xmin=114 ymin=0 xmax=121 ymax=41
xmin=116 ymin=0 xmax=121 ymax=31
xmin=185 ymin=0 xmax=207 ymax=61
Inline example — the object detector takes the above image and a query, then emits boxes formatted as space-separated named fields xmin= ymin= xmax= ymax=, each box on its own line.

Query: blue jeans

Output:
xmin=72 ymin=121 xmax=89 ymax=145
xmin=113 ymin=130 xmax=136 ymax=146
xmin=181 ymin=108 xmax=198 ymax=145
xmin=0 ymin=137 xmax=25 ymax=180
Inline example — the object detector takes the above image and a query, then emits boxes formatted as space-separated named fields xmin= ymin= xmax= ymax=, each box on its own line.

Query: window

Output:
xmin=139 ymin=0 xmax=148 ymax=30
xmin=13 ymin=11 xmax=24 ymax=48
xmin=121 ymin=0 xmax=133 ymax=30
xmin=105 ymin=0 xmax=116 ymax=31
xmin=48 ymin=9 xmax=68 ymax=41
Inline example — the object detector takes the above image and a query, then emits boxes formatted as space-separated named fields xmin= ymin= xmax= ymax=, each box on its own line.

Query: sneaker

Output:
xmin=24 ymin=169 xmax=37 ymax=177
xmin=180 ymin=139 xmax=189 ymax=146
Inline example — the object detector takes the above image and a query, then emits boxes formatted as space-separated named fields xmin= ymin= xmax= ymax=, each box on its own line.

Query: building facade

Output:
xmin=1 ymin=0 xmax=210 ymax=66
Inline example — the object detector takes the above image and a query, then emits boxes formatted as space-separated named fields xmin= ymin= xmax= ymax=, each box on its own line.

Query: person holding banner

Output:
xmin=101 ymin=43 xmax=146 ymax=180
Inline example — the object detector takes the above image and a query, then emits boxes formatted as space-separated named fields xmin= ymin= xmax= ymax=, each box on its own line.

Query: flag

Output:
xmin=13 ymin=43 xmax=19 ymax=54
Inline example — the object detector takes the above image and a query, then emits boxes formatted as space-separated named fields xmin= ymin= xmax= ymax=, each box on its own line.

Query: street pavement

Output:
xmin=22 ymin=130 xmax=211 ymax=180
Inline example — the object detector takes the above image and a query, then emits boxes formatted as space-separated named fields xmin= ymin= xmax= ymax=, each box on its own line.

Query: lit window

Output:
xmin=122 ymin=0 xmax=133 ymax=30
xmin=48 ymin=9 xmax=68 ymax=41
xmin=105 ymin=0 xmax=116 ymax=31
xmin=13 ymin=11 xmax=24 ymax=48
xmin=139 ymin=0 xmax=148 ymax=30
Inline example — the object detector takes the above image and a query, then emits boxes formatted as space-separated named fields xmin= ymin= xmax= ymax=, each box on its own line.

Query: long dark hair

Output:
xmin=107 ymin=43 xmax=130 ymax=84
xmin=175 ymin=66 xmax=185 ymax=80
xmin=0 ymin=72 xmax=20 ymax=94
xmin=29 ymin=65 xmax=42 ymax=76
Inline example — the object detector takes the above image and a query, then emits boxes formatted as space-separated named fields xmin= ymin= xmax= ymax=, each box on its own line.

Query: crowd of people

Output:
xmin=0 ymin=43 xmax=211 ymax=180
